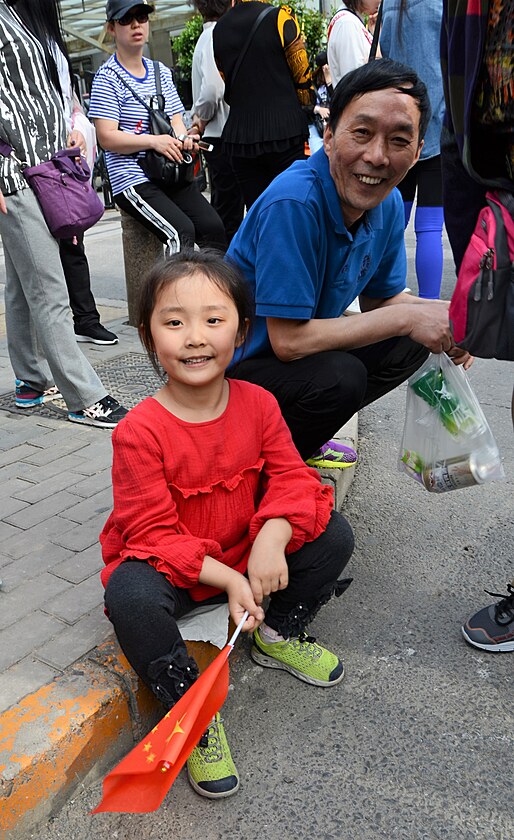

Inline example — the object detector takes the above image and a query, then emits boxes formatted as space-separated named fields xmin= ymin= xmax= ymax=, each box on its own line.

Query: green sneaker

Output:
xmin=187 ymin=713 xmax=239 ymax=799
xmin=251 ymin=628 xmax=344 ymax=687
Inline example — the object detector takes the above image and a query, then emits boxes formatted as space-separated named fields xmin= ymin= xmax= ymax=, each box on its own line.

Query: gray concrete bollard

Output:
xmin=120 ymin=209 xmax=164 ymax=326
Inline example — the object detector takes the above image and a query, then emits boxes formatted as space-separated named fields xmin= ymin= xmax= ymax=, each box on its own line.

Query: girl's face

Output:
xmin=149 ymin=272 xmax=245 ymax=392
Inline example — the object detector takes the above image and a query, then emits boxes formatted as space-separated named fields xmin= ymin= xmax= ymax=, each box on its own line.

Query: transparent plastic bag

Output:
xmin=399 ymin=353 xmax=504 ymax=493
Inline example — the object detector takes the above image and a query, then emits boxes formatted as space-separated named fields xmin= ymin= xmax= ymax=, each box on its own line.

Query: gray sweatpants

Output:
xmin=0 ymin=188 xmax=107 ymax=413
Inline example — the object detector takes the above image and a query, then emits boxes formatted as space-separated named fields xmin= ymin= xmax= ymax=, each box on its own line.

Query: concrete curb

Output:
xmin=0 ymin=635 xmax=234 ymax=839
xmin=0 ymin=417 xmax=359 ymax=838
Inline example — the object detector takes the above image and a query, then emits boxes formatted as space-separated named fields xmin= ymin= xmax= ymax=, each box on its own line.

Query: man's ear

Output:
xmin=411 ymin=138 xmax=423 ymax=168
xmin=323 ymin=124 xmax=333 ymax=155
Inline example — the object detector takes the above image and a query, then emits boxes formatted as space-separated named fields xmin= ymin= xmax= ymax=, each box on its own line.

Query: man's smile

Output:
xmin=355 ymin=174 xmax=385 ymax=185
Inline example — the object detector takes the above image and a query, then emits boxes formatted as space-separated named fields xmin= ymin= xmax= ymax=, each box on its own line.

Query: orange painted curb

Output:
xmin=0 ymin=634 xmax=236 ymax=838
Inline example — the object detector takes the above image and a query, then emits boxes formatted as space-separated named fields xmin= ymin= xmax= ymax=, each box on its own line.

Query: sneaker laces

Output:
xmin=85 ymin=395 xmax=118 ymax=419
xmin=197 ymin=716 xmax=224 ymax=764
xmin=484 ymin=583 xmax=514 ymax=625
xmin=288 ymin=633 xmax=323 ymax=661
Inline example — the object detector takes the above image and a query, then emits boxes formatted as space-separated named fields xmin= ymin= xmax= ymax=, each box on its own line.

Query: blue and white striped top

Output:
xmin=88 ymin=54 xmax=184 ymax=196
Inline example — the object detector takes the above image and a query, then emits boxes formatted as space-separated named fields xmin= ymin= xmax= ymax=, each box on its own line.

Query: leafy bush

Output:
xmin=171 ymin=14 xmax=204 ymax=81
xmin=171 ymin=3 xmax=329 ymax=81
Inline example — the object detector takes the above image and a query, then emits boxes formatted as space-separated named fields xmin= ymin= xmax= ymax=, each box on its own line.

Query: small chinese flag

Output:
xmin=92 ymin=643 xmax=231 ymax=814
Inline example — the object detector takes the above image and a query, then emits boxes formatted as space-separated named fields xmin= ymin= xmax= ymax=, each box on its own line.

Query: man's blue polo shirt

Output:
xmin=227 ymin=148 xmax=407 ymax=362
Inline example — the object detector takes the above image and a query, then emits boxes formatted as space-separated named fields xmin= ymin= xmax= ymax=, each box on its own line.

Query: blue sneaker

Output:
xmin=15 ymin=379 xmax=62 ymax=409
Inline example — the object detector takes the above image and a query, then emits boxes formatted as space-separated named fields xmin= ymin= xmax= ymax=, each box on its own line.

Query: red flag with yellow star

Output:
xmin=91 ymin=643 xmax=231 ymax=813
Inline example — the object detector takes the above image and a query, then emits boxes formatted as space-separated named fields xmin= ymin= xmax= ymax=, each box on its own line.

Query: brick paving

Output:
xmin=0 ymin=314 xmax=135 ymax=715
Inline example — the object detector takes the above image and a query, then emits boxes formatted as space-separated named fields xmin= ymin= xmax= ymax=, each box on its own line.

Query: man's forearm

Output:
xmin=267 ymin=306 xmax=412 ymax=360
xmin=267 ymin=297 xmax=454 ymax=360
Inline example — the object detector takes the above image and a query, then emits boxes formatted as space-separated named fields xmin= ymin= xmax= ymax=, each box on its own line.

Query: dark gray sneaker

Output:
xmin=68 ymin=395 xmax=128 ymax=428
xmin=462 ymin=584 xmax=514 ymax=652
xmin=75 ymin=324 xmax=118 ymax=345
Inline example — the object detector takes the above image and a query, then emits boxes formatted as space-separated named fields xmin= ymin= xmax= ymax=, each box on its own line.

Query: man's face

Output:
xmin=324 ymin=87 xmax=423 ymax=228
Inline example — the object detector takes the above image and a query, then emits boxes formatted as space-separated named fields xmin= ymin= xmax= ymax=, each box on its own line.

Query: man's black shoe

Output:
xmin=75 ymin=324 xmax=119 ymax=345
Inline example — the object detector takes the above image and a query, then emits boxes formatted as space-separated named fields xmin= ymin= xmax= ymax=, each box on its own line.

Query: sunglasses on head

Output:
xmin=116 ymin=10 xmax=149 ymax=25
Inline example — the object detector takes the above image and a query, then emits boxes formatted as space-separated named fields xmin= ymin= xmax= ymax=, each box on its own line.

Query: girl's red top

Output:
xmin=100 ymin=379 xmax=333 ymax=601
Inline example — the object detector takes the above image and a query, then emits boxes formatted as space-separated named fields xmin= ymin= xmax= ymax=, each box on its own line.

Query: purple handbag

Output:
xmin=0 ymin=144 xmax=104 ymax=238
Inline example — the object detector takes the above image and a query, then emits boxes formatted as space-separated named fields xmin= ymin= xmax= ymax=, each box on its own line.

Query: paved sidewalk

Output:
xmin=0 ymin=274 xmax=357 ymax=836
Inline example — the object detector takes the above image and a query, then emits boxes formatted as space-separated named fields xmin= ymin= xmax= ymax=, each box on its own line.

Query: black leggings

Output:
xmin=104 ymin=510 xmax=354 ymax=708
xmin=115 ymin=180 xmax=226 ymax=253
xmin=231 ymin=337 xmax=428 ymax=460
xmin=398 ymin=154 xmax=443 ymax=206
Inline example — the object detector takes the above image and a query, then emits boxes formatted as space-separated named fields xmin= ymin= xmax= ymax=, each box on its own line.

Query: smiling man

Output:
xmin=227 ymin=59 xmax=471 ymax=466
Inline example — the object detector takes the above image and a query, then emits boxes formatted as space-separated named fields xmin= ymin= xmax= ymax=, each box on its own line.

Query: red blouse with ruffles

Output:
xmin=100 ymin=379 xmax=333 ymax=600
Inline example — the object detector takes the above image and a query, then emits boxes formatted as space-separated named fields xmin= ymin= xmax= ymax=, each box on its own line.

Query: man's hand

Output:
xmin=405 ymin=300 xmax=455 ymax=353
xmin=0 ymin=192 xmax=7 ymax=215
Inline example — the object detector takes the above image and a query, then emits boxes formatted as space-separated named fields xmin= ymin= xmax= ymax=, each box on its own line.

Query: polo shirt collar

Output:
xmin=309 ymin=148 xmax=385 ymax=237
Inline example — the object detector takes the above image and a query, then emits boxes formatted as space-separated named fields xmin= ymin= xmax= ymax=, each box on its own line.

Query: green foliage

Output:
xmin=171 ymin=14 xmax=204 ymax=80
xmin=171 ymin=2 xmax=330 ymax=80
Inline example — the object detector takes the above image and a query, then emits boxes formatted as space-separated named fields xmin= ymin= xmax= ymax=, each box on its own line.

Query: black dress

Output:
xmin=213 ymin=0 xmax=312 ymax=208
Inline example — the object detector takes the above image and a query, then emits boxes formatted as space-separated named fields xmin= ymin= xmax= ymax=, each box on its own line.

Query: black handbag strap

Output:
xmin=368 ymin=2 xmax=383 ymax=61
xmin=230 ymin=5 xmax=274 ymax=85
xmin=152 ymin=60 xmax=165 ymax=111
xmin=109 ymin=62 xmax=154 ymax=111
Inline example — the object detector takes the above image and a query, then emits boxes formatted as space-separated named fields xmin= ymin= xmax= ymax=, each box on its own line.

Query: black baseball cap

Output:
xmin=106 ymin=0 xmax=154 ymax=21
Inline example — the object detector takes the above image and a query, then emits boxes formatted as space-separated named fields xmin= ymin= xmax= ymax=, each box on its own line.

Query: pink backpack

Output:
xmin=449 ymin=190 xmax=514 ymax=361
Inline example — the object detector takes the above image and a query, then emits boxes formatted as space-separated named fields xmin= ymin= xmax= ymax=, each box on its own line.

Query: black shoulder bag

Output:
xmin=109 ymin=61 xmax=194 ymax=188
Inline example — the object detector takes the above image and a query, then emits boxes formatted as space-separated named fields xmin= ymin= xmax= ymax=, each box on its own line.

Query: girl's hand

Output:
xmin=0 ymin=192 xmax=7 ymax=215
xmin=246 ymin=518 xmax=292 ymax=605
xmin=247 ymin=547 xmax=289 ymax=606
xmin=226 ymin=574 xmax=264 ymax=633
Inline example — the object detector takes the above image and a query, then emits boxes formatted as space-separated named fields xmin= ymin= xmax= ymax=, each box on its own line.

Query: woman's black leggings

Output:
xmin=104 ymin=510 xmax=354 ymax=708
xmin=115 ymin=180 xmax=227 ymax=253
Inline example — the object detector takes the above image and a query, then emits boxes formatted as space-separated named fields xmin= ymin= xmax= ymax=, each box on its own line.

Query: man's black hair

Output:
xmin=328 ymin=58 xmax=431 ymax=143
xmin=194 ymin=0 xmax=231 ymax=21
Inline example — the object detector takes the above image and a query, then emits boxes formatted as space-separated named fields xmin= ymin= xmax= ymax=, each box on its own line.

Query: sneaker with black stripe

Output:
xmin=68 ymin=394 xmax=128 ymax=428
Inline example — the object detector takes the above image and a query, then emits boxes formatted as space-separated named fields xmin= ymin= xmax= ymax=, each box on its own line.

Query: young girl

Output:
xmin=100 ymin=249 xmax=354 ymax=799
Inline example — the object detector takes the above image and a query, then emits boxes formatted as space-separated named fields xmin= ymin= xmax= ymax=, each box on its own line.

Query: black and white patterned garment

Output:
xmin=0 ymin=0 xmax=66 ymax=196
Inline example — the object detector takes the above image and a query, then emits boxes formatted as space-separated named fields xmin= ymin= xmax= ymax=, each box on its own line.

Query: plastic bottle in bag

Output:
xmin=410 ymin=368 xmax=482 ymax=437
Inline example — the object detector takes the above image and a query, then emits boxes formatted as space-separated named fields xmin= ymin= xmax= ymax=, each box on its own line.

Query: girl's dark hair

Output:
xmin=16 ymin=0 xmax=75 ymax=101
xmin=138 ymin=249 xmax=254 ymax=376
xmin=328 ymin=57 xmax=431 ymax=143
